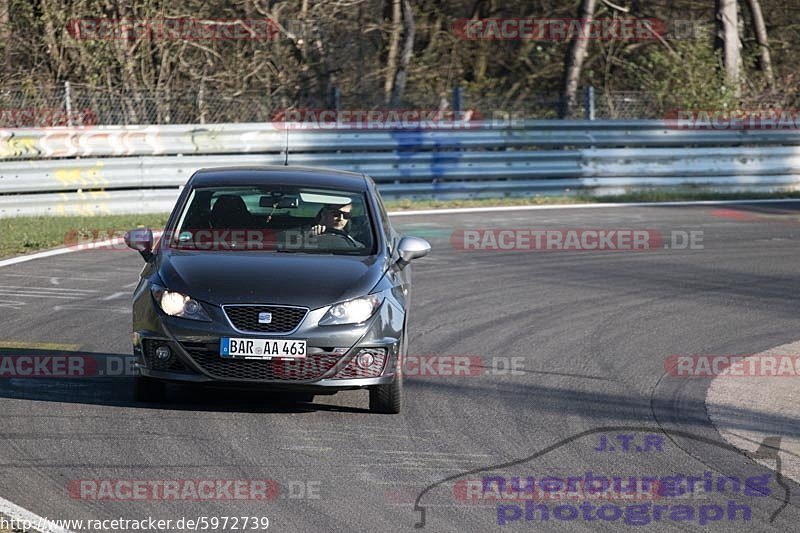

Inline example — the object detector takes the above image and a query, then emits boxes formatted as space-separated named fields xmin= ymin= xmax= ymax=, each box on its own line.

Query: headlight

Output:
xmin=319 ymin=293 xmax=384 ymax=326
xmin=151 ymin=285 xmax=212 ymax=321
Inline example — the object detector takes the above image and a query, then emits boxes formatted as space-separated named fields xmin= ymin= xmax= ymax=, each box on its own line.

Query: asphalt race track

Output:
xmin=0 ymin=202 xmax=798 ymax=532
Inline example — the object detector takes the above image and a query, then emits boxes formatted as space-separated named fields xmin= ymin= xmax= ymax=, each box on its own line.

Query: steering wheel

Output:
xmin=326 ymin=228 xmax=361 ymax=248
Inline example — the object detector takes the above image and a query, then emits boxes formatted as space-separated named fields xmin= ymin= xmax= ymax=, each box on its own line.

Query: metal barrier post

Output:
xmin=584 ymin=85 xmax=595 ymax=121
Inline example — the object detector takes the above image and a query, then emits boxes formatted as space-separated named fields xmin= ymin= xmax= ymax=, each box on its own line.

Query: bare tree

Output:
xmin=560 ymin=0 xmax=597 ymax=118
xmin=390 ymin=0 xmax=415 ymax=107
xmin=0 ymin=0 xmax=8 ymax=69
xmin=716 ymin=0 xmax=742 ymax=94
xmin=384 ymin=0 xmax=402 ymax=103
xmin=744 ymin=0 xmax=775 ymax=89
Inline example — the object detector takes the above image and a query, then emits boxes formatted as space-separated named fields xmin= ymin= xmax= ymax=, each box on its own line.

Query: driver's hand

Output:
xmin=311 ymin=224 xmax=326 ymax=235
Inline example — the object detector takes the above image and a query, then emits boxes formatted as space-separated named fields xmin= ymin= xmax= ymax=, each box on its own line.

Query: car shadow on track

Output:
xmin=404 ymin=378 xmax=800 ymax=441
xmin=0 ymin=348 xmax=370 ymax=414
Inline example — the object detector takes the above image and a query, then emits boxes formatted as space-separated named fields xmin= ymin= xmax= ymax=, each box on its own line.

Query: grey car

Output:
xmin=124 ymin=166 xmax=430 ymax=413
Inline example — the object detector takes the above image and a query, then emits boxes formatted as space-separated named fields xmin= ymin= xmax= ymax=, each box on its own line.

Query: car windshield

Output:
xmin=168 ymin=185 xmax=376 ymax=255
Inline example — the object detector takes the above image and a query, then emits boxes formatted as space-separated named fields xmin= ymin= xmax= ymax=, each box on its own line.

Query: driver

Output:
xmin=311 ymin=203 xmax=352 ymax=236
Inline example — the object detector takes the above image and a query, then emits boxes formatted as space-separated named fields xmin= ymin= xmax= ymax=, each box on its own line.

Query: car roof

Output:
xmin=188 ymin=166 xmax=369 ymax=192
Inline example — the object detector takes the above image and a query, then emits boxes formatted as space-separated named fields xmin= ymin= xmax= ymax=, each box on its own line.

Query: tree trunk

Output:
xmin=744 ymin=0 xmax=775 ymax=90
xmin=384 ymin=0 xmax=402 ymax=103
xmin=716 ymin=0 xmax=742 ymax=94
xmin=390 ymin=0 xmax=415 ymax=107
xmin=0 ymin=0 xmax=8 ymax=70
xmin=560 ymin=0 xmax=597 ymax=118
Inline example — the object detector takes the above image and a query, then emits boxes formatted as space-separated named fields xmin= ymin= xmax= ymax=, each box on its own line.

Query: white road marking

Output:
xmin=102 ymin=291 xmax=127 ymax=301
xmin=0 ymin=496 xmax=73 ymax=533
xmin=2 ymin=274 xmax=107 ymax=282
xmin=388 ymin=198 xmax=800 ymax=217
xmin=0 ymin=231 xmax=162 ymax=269
xmin=0 ymin=285 xmax=97 ymax=293
xmin=52 ymin=304 xmax=129 ymax=313
xmin=0 ymin=341 xmax=81 ymax=350
xmin=49 ymin=277 xmax=59 ymax=285
xmin=0 ymin=242 xmax=116 ymax=268
xmin=0 ymin=292 xmax=79 ymax=300
xmin=379 ymin=451 xmax=493 ymax=457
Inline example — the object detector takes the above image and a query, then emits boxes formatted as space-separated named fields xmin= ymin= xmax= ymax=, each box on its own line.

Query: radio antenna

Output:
xmin=283 ymin=126 xmax=289 ymax=166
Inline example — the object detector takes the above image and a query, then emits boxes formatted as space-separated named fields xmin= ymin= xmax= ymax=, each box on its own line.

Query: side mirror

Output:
xmin=396 ymin=236 xmax=431 ymax=269
xmin=124 ymin=228 xmax=154 ymax=261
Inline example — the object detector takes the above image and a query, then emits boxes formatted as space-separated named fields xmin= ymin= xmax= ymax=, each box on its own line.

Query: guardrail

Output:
xmin=1 ymin=120 xmax=800 ymax=217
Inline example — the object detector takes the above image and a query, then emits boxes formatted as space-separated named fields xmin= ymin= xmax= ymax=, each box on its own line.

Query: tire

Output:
xmin=134 ymin=376 xmax=166 ymax=403
xmin=369 ymin=318 xmax=407 ymax=414
xmin=369 ymin=372 xmax=402 ymax=414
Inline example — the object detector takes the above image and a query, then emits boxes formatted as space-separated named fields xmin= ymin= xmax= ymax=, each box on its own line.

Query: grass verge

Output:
xmin=0 ymin=213 xmax=169 ymax=259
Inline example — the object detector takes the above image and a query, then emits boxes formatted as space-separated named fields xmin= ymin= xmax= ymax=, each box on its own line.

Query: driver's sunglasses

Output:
xmin=327 ymin=209 xmax=351 ymax=220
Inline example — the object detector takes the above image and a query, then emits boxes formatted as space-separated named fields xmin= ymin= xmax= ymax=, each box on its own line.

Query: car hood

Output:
xmin=157 ymin=249 xmax=387 ymax=309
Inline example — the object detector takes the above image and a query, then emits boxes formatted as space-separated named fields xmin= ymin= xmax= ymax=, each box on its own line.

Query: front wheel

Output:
xmin=369 ymin=373 xmax=402 ymax=414
xmin=134 ymin=376 xmax=166 ymax=403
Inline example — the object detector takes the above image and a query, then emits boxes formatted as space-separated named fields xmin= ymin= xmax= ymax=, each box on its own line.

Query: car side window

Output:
xmin=373 ymin=189 xmax=394 ymax=252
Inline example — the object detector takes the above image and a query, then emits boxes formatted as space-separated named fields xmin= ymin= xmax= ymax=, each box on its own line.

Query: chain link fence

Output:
xmin=0 ymin=84 xmax=787 ymax=126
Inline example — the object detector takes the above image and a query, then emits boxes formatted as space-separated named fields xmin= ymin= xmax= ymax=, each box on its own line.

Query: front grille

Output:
xmin=223 ymin=305 xmax=307 ymax=333
xmin=142 ymin=340 xmax=191 ymax=373
xmin=182 ymin=342 xmax=342 ymax=381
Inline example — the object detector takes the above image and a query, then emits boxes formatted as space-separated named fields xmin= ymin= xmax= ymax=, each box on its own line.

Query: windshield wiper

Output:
xmin=274 ymin=248 xmax=365 ymax=255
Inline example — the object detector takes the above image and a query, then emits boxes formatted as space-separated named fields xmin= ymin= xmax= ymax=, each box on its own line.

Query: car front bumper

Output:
xmin=132 ymin=291 xmax=405 ymax=391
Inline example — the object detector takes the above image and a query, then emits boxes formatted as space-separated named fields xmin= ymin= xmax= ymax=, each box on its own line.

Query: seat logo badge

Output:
xmin=258 ymin=312 xmax=273 ymax=324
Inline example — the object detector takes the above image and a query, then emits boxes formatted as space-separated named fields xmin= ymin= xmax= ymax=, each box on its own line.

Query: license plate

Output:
xmin=220 ymin=338 xmax=306 ymax=359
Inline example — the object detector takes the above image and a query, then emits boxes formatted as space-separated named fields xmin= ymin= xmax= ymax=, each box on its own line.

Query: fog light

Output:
xmin=356 ymin=351 xmax=376 ymax=369
xmin=155 ymin=345 xmax=172 ymax=361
